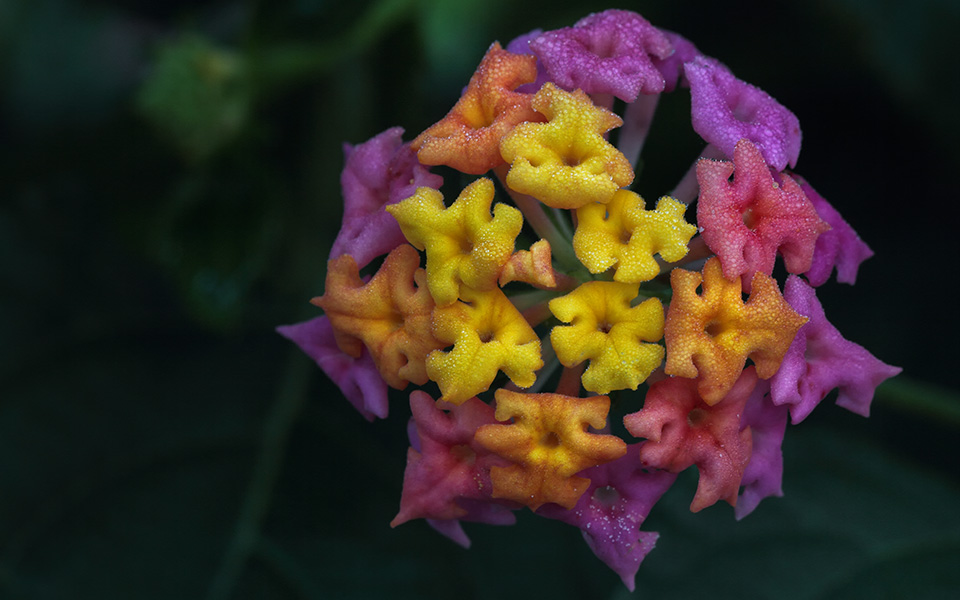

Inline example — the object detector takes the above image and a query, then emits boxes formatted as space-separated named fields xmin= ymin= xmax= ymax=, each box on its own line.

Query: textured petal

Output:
xmin=332 ymin=127 xmax=443 ymax=268
xmin=549 ymin=281 xmax=664 ymax=394
xmin=686 ymin=56 xmax=802 ymax=171
xmin=651 ymin=30 xmax=701 ymax=93
xmin=573 ymin=191 xmax=697 ymax=283
xmin=313 ymin=245 xmax=445 ymax=388
xmin=537 ymin=450 xmax=677 ymax=591
xmin=697 ymin=139 xmax=830 ymax=290
xmin=387 ymin=178 xmax=523 ymax=307
xmin=664 ymin=257 xmax=808 ymax=404
xmin=413 ymin=43 xmax=543 ymax=174
xmin=530 ymin=9 xmax=673 ymax=101
xmin=277 ymin=316 xmax=388 ymax=421
xmin=474 ymin=389 xmax=627 ymax=510
xmin=427 ymin=287 xmax=542 ymax=405
xmin=795 ymin=177 xmax=874 ymax=286
xmin=500 ymin=83 xmax=633 ymax=209
xmin=624 ymin=367 xmax=757 ymax=512
xmin=734 ymin=380 xmax=788 ymax=519
xmin=769 ymin=276 xmax=902 ymax=422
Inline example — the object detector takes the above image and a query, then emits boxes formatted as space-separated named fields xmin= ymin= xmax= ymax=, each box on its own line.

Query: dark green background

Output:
xmin=2 ymin=0 xmax=958 ymax=598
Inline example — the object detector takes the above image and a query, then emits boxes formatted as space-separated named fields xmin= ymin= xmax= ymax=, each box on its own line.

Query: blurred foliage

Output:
xmin=1 ymin=0 xmax=958 ymax=598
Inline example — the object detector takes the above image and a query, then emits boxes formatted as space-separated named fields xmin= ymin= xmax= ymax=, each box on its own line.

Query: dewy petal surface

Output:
xmin=313 ymin=245 xmax=445 ymax=389
xmin=697 ymin=139 xmax=830 ymax=290
xmin=500 ymin=83 xmax=634 ymax=209
xmin=277 ymin=316 xmax=388 ymax=421
xmin=769 ymin=276 xmax=902 ymax=422
xmin=413 ymin=42 xmax=543 ymax=174
xmin=537 ymin=449 xmax=677 ymax=592
xmin=795 ymin=176 xmax=874 ymax=286
xmin=735 ymin=379 xmax=788 ymax=520
xmin=549 ymin=281 xmax=665 ymax=394
xmin=624 ymin=367 xmax=757 ymax=512
xmin=686 ymin=56 xmax=802 ymax=171
xmin=427 ymin=287 xmax=542 ymax=405
xmin=474 ymin=389 xmax=627 ymax=510
xmin=664 ymin=257 xmax=808 ymax=404
xmin=530 ymin=9 xmax=673 ymax=101
xmin=574 ymin=191 xmax=697 ymax=283
xmin=332 ymin=127 xmax=443 ymax=268
xmin=387 ymin=178 xmax=523 ymax=307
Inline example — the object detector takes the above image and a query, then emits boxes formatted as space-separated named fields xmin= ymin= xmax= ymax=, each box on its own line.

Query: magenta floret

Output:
xmin=530 ymin=9 xmax=673 ymax=102
xmin=735 ymin=380 xmax=789 ymax=520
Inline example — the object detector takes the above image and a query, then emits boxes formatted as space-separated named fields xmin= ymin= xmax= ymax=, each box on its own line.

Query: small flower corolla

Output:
xmin=573 ymin=190 xmax=697 ymax=282
xmin=530 ymin=9 xmax=673 ymax=101
xmin=795 ymin=177 xmax=875 ymax=286
xmin=769 ymin=276 xmax=902 ymax=422
xmin=624 ymin=367 xmax=757 ymax=512
xmin=500 ymin=83 xmax=634 ymax=209
xmin=664 ymin=257 xmax=808 ymax=404
xmin=331 ymin=127 xmax=443 ymax=268
xmin=686 ymin=56 xmax=802 ymax=171
xmin=537 ymin=450 xmax=677 ymax=591
xmin=427 ymin=287 xmax=542 ymax=405
xmin=474 ymin=389 xmax=627 ymax=510
xmin=386 ymin=178 xmax=523 ymax=307
xmin=313 ymin=244 xmax=444 ymax=389
xmin=549 ymin=281 xmax=664 ymax=394
xmin=276 ymin=316 xmax=388 ymax=420
xmin=734 ymin=380 xmax=789 ymax=520
xmin=413 ymin=43 xmax=542 ymax=174
xmin=697 ymin=138 xmax=830 ymax=290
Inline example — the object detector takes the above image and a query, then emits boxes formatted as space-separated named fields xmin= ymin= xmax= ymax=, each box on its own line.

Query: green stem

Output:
xmin=874 ymin=377 xmax=960 ymax=428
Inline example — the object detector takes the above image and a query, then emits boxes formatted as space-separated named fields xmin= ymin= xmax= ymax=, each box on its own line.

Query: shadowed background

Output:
xmin=1 ymin=0 xmax=958 ymax=598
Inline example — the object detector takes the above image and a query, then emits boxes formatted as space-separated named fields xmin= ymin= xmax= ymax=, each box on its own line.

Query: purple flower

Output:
xmin=505 ymin=28 xmax=551 ymax=94
xmin=735 ymin=380 xmax=789 ymax=520
xmin=651 ymin=30 xmax=702 ymax=92
xmin=770 ymin=276 xmax=902 ymax=422
xmin=796 ymin=177 xmax=875 ymax=286
xmin=530 ymin=9 xmax=673 ymax=102
xmin=686 ymin=56 xmax=802 ymax=171
xmin=330 ymin=127 xmax=442 ymax=268
xmin=276 ymin=316 xmax=388 ymax=420
xmin=537 ymin=449 xmax=677 ymax=591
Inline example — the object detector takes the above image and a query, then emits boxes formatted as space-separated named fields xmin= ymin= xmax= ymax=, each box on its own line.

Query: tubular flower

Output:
xmin=427 ymin=287 xmax=542 ymax=405
xmin=283 ymin=7 xmax=899 ymax=591
xmin=624 ymin=367 xmax=757 ymax=512
xmin=474 ymin=389 xmax=627 ymax=510
xmin=697 ymin=138 xmax=830 ymax=290
xmin=313 ymin=245 xmax=445 ymax=389
xmin=529 ymin=9 xmax=674 ymax=101
xmin=549 ymin=281 xmax=664 ymax=394
xmin=686 ymin=56 xmax=802 ymax=171
xmin=500 ymin=83 xmax=634 ymax=209
xmin=664 ymin=257 xmax=808 ymax=404
xmin=386 ymin=178 xmax=523 ymax=307
xmin=573 ymin=190 xmax=697 ymax=282
xmin=413 ymin=42 xmax=543 ymax=174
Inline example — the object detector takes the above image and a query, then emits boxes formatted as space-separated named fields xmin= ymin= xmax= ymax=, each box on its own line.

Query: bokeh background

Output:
xmin=2 ymin=0 xmax=958 ymax=598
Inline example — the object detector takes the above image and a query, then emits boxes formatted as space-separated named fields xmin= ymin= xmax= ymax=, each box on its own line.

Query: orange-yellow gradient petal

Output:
xmin=500 ymin=83 xmax=634 ymax=209
xmin=549 ymin=281 xmax=664 ymax=394
xmin=574 ymin=191 xmax=697 ymax=282
xmin=413 ymin=42 xmax=543 ymax=174
xmin=474 ymin=389 xmax=627 ymax=510
xmin=313 ymin=245 xmax=445 ymax=389
xmin=664 ymin=257 xmax=807 ymax=404
xmin=426 ymin=287 xmax=542 ymax=405
xmin=387 ymin=178 xmax=523 ymax=307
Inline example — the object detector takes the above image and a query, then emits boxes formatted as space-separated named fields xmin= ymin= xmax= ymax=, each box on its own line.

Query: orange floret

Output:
xmin=413 ymin=43 xmax=543 ymax=174
xmin=664 ymin=257 xmax=807 ymax=404
xmin=474 ymin=389 xmax=627 ymax=510
xmin=313 ymin=244 xmax=445 ymax=389
xmin=499 ymin=83 xmax=634 ymax=209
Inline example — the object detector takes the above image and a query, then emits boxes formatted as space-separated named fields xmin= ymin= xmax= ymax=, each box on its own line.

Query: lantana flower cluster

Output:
xmin=279 ymin=9 xmax=900 ymax=590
